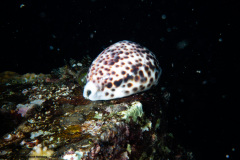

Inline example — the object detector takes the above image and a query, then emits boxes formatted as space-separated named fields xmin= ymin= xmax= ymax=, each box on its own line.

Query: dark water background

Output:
xmin=1 ymin=0 xmax=239 ymax=159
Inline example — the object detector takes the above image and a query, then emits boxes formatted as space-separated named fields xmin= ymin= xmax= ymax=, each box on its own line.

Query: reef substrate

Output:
xmin=0 ymin=70 xmax=192 ymax=160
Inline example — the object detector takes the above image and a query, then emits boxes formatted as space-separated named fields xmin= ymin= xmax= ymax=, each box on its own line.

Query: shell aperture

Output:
xmin=83 ymin=40 xmax=162 ymax=101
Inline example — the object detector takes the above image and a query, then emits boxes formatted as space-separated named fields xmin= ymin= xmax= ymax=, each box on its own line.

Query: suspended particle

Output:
xmin=20 ymin=4 xmax=26 ymax=8
xmin=177 ymin=40 xmax=188 ymax=49
xmin=196 ymin=70 xmax=201 ymax=74
xmin=90 ymin=33 xmax=94 ymax=39
xmin=49 ymin=46 xmax=54 ymax=50
xmin=161 ymin=14 xmax=166 ymax=19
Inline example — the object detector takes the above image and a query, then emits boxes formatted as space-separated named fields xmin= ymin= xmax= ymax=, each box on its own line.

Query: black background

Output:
xmin=1 ymin=0 xmax=239 ymax=159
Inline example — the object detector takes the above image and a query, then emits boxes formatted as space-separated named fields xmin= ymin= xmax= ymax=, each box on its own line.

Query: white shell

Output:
xmin=83 ymin=40 xmax=162 ymax=101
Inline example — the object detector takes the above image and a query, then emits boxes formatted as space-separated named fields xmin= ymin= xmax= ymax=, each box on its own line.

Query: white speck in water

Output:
xmin=196 ymin=70 xmax=201 ymax=74
xmin=171 ymin=63 xmax=174 ymax=68
xmin=20 ymin=4 xmax=25 ymax=8
xmin=167 ymin=28 xmax=172 ymax=32
xmin=172 ymin=26 xmax=178 ymax=30
xmin=77 ymin=63 xmax=82 ymax=66
xmin=177 ymin=40 xmax=188 ymax=49
xmin=219 ymin=38 xmax=223 ymax=42
xmin=202 ymin=80 xmax=207 ymax=85
xmin=160 ymin=37 xmax=165 ymax=42
xmin=90 ymin=33 xmax=94 ymax=39
xmin=52 ymin=34 xmax=56 ymax=38
xmin=161 ymin=87 xmax=166 ymax=91
xmin=161 ymin=14 xmax=166 ymax=19
xmin=49 ymin=46 xmax=54 ymax=50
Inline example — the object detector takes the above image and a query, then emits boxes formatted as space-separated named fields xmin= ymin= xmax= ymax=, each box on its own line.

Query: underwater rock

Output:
xmin=0 ymin=66 xmax=192 ymax=159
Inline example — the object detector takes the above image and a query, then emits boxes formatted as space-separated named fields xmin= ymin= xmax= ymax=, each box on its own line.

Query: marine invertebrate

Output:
xmin=118 ymin=101 xmax=144 ymax=123
xmin=83 ymin=40 xmax=162 ymax=101
xmin=28 ymin=144 xmax=53 ymax=159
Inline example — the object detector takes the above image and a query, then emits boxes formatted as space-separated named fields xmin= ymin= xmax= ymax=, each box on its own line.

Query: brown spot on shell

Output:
xmin=148 ymin=71 xmax=151 ymax=77
xmin=109 ymin=61 xmax=115 ymax=65
xmin=134 ymin=75 xmax=140 ymax=82
xmin=145 ymin=66 xmax=149 ymax=71
xmin=147 ymin=62 xmax=155 ymax=71
xmin=121 ymin=71 xmax=126 ymax=75
xmin=106 ymin=83 xmax=112 ymax=89
xmin=124 ymin=74 xmax=134 ymax=82
xmin=114 ymin=79 xmax=123 ymax=87
xmin=140 ymin=85 xmax=145 ymax=90
xmin=105 ymin=68 xmax=110 ymax=71
xmin=139 ymin=70 xmax=144 ymax=77
xmin=103 ymin=61 xmax=108 ymax=65
xmin=150 ymin=77 xmax=154 ymax=83
xmin=140 ymin=77 xmax=147 ymax=83
xmin=127 ymin=83 xmax=133 ymax=88
xmin=99 ymin=70 xmax=103 ymax=76
xmin=133 ymin=87 xmax=138 ymax=92
xmin=131 ymin=65 xmax=138 ymax=74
